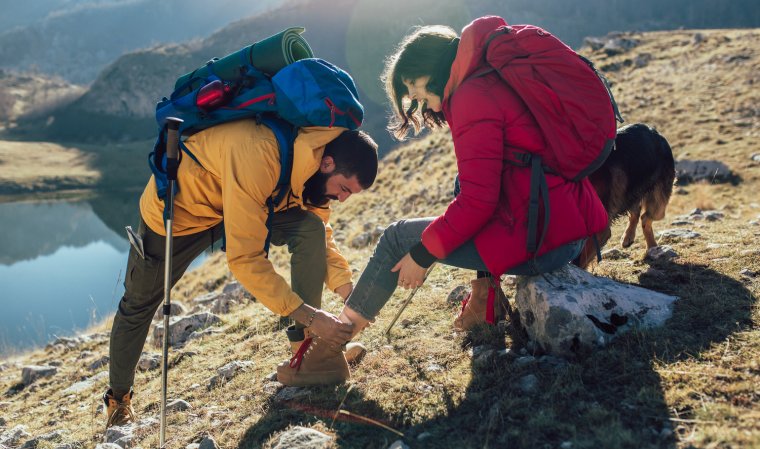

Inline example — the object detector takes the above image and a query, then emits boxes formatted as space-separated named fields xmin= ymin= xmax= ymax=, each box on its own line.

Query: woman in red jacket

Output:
xmin=280 ymin=17 xmax=609 ymax=385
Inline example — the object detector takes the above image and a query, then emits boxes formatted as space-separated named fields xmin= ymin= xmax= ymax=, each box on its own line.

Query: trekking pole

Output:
xmin=384 ymin=264 xmax=436 ymax=340
xmin=160 ymin=117 xmax=183 ymax=448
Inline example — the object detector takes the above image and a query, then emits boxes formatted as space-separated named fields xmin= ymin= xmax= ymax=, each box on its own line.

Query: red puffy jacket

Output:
xmin=420 ymin=16 xmax=609 ymax=276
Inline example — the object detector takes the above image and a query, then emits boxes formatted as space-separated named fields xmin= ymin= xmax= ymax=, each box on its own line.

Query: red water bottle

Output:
xmin=196 ymin=80 xmax=232 ymax=111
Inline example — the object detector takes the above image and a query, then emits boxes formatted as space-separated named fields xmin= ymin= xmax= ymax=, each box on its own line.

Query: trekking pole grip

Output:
xmin=165 ymin=117 xmax=183 ymax=181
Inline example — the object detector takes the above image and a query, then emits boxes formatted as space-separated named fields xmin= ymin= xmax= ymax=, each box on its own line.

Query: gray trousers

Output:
xmin=345 ymin=218 xmax=584 ymax=321
xmin=109 ymin=208 xmax=327 ymax=397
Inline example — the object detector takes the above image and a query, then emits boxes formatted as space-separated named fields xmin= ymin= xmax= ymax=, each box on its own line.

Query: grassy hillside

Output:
xmin=0 ymin=28 xmax=758 ymax=449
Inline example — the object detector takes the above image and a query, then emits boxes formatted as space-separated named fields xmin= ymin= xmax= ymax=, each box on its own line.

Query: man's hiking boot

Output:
xmin=453 ymin=278 xmax=508 ymax=332
xmin=282 ymin=325 xmax=366 ymax=365
xmin=103 ymin=388 xmax=136 ymax=428
xmin=277 ymin=330 xmax=350 ymax=386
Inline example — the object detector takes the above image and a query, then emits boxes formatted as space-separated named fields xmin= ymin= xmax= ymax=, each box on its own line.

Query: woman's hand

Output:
xmin=334 ymin=283 xmax=353 ymax=302
xmin=391 ymin=253 xmax=427 ymax=289
xmin=309 ymin=309 xmax=354 ymax=347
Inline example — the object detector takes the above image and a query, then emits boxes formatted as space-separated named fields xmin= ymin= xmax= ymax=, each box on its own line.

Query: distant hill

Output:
xmin=0 ymin=0 xmax=280 ymax=84
xmin=8 ymin=0 xmax=760 ymax=156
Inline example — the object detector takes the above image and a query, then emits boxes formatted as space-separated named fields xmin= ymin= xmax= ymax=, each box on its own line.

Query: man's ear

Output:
xmin=319 ymin=155 xmax=335 ymax=174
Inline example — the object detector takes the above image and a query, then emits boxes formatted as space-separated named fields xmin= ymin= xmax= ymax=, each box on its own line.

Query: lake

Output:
xmin=0 ymin=192 xmax=207 ymax=357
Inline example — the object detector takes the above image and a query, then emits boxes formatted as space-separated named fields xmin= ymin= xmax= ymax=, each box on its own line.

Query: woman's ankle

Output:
xmin=339 ymin=306 xmax=370 ymax=339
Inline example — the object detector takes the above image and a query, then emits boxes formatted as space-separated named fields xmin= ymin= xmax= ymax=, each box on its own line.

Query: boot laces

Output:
xmin=106 ymin=400 xmax=136 ymax=428
xmin=288 ymin=337 xmax=313 ymax=371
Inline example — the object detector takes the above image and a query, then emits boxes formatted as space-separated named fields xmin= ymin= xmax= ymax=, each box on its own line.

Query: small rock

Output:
xmin=104 ymin=426 xmax=131 ymax=445
xmin=53 ymin=444 xmax=75 ymax=449
xmin=77 ymin=351 xmax=94 ymax=360
xmin=167 ymin=399 xmax=192 ymax=412
xmin=703 ymin=211 xmax=725 ymax=221
xmin=137 ymin=353 xmax=160 ymax=371
xmin=19 ymin=430 xmax=67 ymax=449
xmin=658 ymin=229 xmax=701 ymax=241
xmin=417 ymin=432 xmax=433 ymax=441
xmin=198 ymin=436 xmax=221 ymax=449
xmin=670 ymin=220 xmax=692 ymax=226
xmin=272 ymin=427 xmax=331 ymax=449
xmin=275 ymin=386 xmax=309 ymax=402
xmin=601 ymin=248 xmax=625 ymax=259
xmin=646 ymin=245 xmax=678 ymax=260
xmin=740 ymin=249 xmax=760 ymax=256
xmin=425 ymin=363 xmax=444 ymax=372
xmin=89 ymin=356 xmax=110 ymax=371
xmin=387 ymin=440 xmax=410 ymax=449
xmin=95 ymin=444 xmax=123 ymax=449
xmin=153 ymin=302 xmax=186 ymax=321
xmin=517 ymin=374 xmax=539 ymax=393
xmin=193 ymin=292 xmax=222 ymax=305
xmin=265 ymin=372 xmax=277 ymax=381
xmin=153 ymin=312 xmax=222 ymax=348
xmin=473 ymin=349 xmax=495 ymax=368
xmin=739 ymin=269 xmax=757 ymax=278
xmin=208 ymin=361 xmax=254 ymax=389
xmin=561 ymin=442 xmax=573 ymax=449
xmin=21 ymin=366 xmax=57 ymax=386
xmin=752 ymin=153 xmax=760 ymax=163
xmin=263 ymin=381 xmax=283 ymax=395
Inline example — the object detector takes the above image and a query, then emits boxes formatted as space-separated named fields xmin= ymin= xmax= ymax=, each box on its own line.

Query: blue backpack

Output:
xmin=150 ymin=57 xmax=364 ymax=254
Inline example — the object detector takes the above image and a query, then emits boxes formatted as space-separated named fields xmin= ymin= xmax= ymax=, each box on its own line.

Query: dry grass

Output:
xmin=0 ymin=28 xmax=759 ymax=449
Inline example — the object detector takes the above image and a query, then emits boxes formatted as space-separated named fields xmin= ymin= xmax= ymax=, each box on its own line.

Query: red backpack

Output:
xmin=480 ymin=24 xmax=624 ymax=254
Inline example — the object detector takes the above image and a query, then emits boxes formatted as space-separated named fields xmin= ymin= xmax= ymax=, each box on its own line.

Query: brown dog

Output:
xmin=575 ymin=123 xmax=676 ymax=268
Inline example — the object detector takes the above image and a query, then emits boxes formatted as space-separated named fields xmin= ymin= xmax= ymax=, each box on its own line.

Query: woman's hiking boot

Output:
xmin=453 ymin=278 xmax=508 ymax=331
xmin=282 ymin=325 xmax=366 ymax=365
xmin=277 ymin=331 xmax=350 ymax=386
xmin=103 ymin=388 xmax=136 ymax=428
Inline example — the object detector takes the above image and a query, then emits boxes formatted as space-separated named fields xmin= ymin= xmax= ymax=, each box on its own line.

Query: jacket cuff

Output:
xmin=409 ymin=242 xmax=437 ymax=268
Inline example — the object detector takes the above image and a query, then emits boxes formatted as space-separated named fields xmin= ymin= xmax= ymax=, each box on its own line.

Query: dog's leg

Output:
xmin=621 ymin=203 xmax=641 ymax=248
xmin=641 ymin=214 xmax=658 ymax=249
xmin=641 ymin=188 xmax=669 ymax=249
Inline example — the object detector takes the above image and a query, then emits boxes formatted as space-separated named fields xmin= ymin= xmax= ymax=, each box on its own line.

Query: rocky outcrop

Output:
xmin=515 ymin=265 xmax=677 ymax=358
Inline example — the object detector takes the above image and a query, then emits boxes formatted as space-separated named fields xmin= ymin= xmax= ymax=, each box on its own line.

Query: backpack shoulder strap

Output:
xmin=257 ymin=114 xmax=298 ymax=256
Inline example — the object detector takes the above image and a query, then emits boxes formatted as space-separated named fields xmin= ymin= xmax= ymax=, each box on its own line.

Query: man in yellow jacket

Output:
xmin=104 ymin=119 xmax=378 ymax=427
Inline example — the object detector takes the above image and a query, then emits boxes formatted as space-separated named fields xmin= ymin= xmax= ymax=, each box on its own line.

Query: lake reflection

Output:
xmin=0 ymin=193 xmax=206 ymax=356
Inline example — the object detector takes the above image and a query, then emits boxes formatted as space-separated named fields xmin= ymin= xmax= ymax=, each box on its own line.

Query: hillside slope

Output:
xmin=0 ymin=29 xmax=758 ymax=449
xmin=10 ymin=0 xmax=760 ymax=154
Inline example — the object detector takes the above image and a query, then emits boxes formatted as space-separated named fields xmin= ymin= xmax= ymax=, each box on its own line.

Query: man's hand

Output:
xmin=334 ymin=283 xmax=353 ymax=302
xmin=309 ymin=309 xmax=354 ymax=347
xmin=289 ymin=304 xmax=353 ymax=347
xmin=391 ymin=253 xmax=427 ymax=290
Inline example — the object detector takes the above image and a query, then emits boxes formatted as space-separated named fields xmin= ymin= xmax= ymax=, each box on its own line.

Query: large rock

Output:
xmin=21 ymin=366 xmax=57 ymax=385
xmin=0 ymin=425 xmax=31 ymax=447
xmin=271 ymin=427 xmax=331 ymax=449
xmin=515 ymin=265 xmax=677 ymax=358
xmin=675 ymin=159 xmax=736 ymax=184
xmin=153 ymin=312 xmax=221 ymax=347
xmin=63 ymin=371 xmax=108 ymax=394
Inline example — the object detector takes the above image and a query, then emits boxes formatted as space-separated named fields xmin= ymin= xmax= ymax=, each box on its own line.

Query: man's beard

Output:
xmin=302 ymin=171 xmax=338 ymax=207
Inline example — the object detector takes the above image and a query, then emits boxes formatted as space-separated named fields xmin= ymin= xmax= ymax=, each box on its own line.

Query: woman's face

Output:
xmin=403 ymin=76 xmax=442 ymax=112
